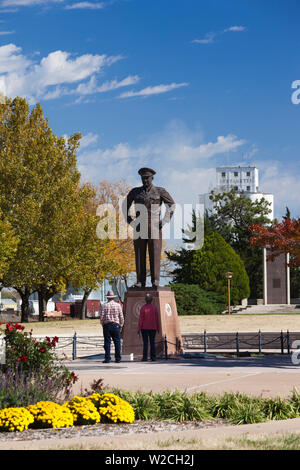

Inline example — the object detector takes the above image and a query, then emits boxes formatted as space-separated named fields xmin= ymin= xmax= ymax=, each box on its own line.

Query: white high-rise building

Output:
xmin=199 ymin=166 xmax=274 ymax=220
xmin=216 ymin=166 xmax=259 ymax=193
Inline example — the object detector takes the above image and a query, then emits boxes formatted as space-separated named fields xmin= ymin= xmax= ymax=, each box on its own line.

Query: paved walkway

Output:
xmin=67 ymin=353 xmax=300 ymax=398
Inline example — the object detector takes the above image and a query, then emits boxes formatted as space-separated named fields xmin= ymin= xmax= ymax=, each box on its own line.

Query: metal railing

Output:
xmin=182 ymin=330 xmax=295 ymax=356
xmin=31 ymin=330 xmax=298 ymax=360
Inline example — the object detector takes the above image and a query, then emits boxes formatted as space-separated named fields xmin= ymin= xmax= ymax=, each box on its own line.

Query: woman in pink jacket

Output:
xmin=138 ymin=293 xmax=160 ymax=361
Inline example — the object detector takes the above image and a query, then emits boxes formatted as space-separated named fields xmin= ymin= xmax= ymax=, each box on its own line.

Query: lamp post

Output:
xmin=225 ymin=272 xmax=233 ymax=315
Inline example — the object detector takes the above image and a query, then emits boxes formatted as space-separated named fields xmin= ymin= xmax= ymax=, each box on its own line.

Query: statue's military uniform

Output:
xmin=124 ymin=169 xmax=175 ymax=288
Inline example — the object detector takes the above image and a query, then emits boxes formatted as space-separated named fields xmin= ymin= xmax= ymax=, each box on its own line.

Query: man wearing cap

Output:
xmin=123 ymin=167 xmax=175 ymax=288
xmin=100 ymin=290 xmax=124 ymax=363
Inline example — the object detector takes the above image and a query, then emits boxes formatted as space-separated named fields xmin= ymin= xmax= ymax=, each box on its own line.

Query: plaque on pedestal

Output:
xmin=122 ymin=287 xmax=183 ymax=359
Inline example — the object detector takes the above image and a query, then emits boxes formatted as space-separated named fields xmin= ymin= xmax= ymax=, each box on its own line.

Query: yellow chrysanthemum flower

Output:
xmin=27 ymin=401 xmax=73 ymax=429
xmin=89 ymin=393 xmax=135 ymax=424
xmin=65 ymin=396 xmax=100 ymax=425
xmin=0 ymin=407 xmax=34 ymax=432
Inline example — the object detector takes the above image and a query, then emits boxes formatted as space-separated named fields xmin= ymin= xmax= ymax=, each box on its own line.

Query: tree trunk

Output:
xmin=38 ymin=286 xmax=57 ymax=322
xmin=38 ymin=291 xmax=47 ymax=322
xmin=17 ymin=287 xmax=31 ymax=323
xmin=123 ymin=276 xmax=128 ymax=292
xmin=113 ymin=277 xmax=121 ymax=301
xmin=80 ymin=289 xmax=92 ymax=320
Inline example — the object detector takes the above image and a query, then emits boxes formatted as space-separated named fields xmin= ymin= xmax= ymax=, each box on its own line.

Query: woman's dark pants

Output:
xmin=141 ymin=329 xmax=156 ymax=360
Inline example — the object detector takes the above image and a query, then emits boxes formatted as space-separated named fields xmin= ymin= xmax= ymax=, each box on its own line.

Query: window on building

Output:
xmin=247 ymin=186 xmax=250 ymax=191
xmin=234 ymin=172 xmax=238 ymax=177
xmin=221 ymin=172 xmax=226 ymax=178
xmin=247 ymin=171 xmax=251 ymax=177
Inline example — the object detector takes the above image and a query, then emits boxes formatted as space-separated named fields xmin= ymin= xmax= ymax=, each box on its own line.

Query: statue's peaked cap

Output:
xmin=138 ymin=167 xmax=156 ymax=176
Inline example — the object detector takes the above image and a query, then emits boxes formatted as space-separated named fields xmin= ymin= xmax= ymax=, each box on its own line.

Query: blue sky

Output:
xmin=0 ymin=0 xmax=300 ymax=220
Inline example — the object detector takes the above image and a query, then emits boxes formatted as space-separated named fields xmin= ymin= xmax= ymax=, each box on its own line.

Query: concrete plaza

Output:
xmin=67 ymin=352 xmax=300 ymax=398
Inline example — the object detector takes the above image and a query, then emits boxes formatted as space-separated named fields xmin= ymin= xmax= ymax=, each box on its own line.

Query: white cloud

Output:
xmin=0 ymin=43 xmax=185 ymax=104
xmin=0 ymin=0 xmax=108 ymax=10
xmin=192 ymin=33 xmax=216 ymax=44
xmin=0 ymin=0 xmax=63 ymax=5
xmin=193 ymin=25 xmax=246 ymax=44
xmin=224 ymin=25 xmax=246 ymax=32
xmin=78 ymin=124 xmax=244 ymax=169
xmin=258 ymin=162 xmax=300 ymax=219
xmin=166 ymin=167 xmax=216 ymax=204
xmin=42 ymin=74 xmax=139 ymax=100
xmin=0 ymin=44 xmax=32 ymax=74
xmin=80 ymin=132 xmax=99 ymax=149
xmin=177 ymin=134 xmax=245 ymax=161
xmin=77 ymin=120 xmax=246 ymax=209
xmin=74 ymin=74 xmax=139 ymax=95
xmin=36 ymin=51 xmax=106 ymax=86
xmin=78 ymin=133 xmax=300 ymax=224
xmin=0 ymin=44 xmax=129 ymax=103
xmin=65 ymin=2 xmax=105 ymax=9
xmin=119 ymin=82 xmax=189 ymax=99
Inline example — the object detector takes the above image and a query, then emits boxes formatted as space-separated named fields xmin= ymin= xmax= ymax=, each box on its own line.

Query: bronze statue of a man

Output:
xmin=123 ymin=167 xmax=175 ymax=288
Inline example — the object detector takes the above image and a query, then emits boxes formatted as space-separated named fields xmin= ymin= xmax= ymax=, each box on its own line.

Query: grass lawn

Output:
xmin=2 ymin=313 xmax=300 ymax=335
xmin=55 ymin=432 xmax=300 ymax=450
xmin=150 ymin=432 xmax=300 ymax=450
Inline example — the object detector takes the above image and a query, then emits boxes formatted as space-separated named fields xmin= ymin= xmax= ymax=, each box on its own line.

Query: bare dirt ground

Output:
xmin=12 ymin=313 xmax=300 ymax=336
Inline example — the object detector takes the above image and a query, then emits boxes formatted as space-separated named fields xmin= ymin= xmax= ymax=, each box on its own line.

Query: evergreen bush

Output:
xmin=169 ymin=283 xmax=227 ymax=315
xmin=189 ymin=232 xmax=250 ymax=304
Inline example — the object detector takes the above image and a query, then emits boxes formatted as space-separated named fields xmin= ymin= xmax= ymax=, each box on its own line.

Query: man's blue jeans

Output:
xmin=141 ymin=329 xmax=156 ymax=360
xmin=103 ymin=323 xmax=121 ymax=362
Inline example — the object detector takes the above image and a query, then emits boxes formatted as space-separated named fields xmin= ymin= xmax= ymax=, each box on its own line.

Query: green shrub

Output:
xmin=262 ymin=397 xmax=298 ymax=421
xmin=167 ymin=232 xmax=250 ymax=304
xmin=110 ymin=390 xmax=159 ymax=420
xmin=105 ymin=389 xmax=300 ymax=424
xmin=170 ymin=283 xmax=227 ymax=315
xmin=190 ymin=232 xmax=250 ymax=304
xmin=157 ymin=392 xmax=211 ymax=422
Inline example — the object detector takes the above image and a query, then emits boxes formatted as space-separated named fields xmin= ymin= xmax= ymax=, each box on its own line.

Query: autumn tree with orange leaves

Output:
xmin=92 ymin=179 xmax=136 ymax=297
xmin=250 ymin=217 xmax=300 ymax=267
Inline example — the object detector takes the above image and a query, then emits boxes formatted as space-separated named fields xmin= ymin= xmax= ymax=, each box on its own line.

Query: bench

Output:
xmin=43 ymin=311 xmax=67 ymax=321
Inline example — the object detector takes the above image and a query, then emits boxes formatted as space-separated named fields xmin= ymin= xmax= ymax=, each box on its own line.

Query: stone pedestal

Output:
xmin=122 ymin=287 xmax=183 ymax=359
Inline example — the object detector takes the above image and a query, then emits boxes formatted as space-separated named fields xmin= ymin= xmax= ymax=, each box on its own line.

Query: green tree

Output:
xmin=32 ymin=182 xmax=102 ymax=320
xmin=0 ymin=96 xmax=87 ymax=321
xmin=168 ymin=232 xmax=250 ymax=305
xmin=207 ymin=189 xmax=272 ymax=298
xmin=67 ymin=184 xmax=118 ymax=319
xmin=169 ymin=283 xmax=227 ymax=315
xmin=191 ymin=232 xmax=250 ymax=303
xmin=0 ymin=213 xmax=19 ymax=278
